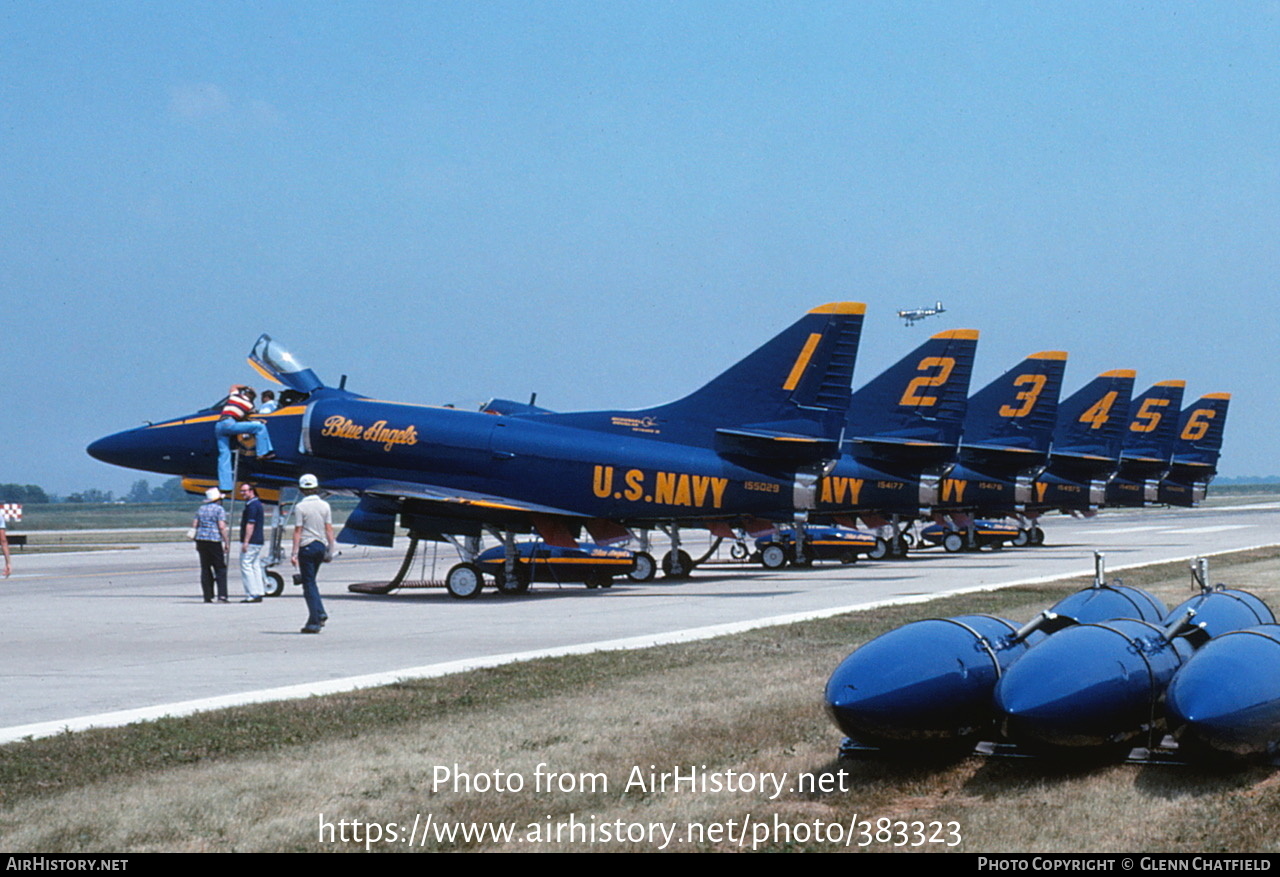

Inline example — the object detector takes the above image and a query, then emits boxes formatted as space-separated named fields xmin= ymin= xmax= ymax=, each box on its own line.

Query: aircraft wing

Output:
xmin=324 ymin=477 xmax=591 ymax=548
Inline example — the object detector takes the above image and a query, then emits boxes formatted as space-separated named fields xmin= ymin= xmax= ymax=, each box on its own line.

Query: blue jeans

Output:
xmin=216 ymin=418 xmax=274 ymax=491
xmin=298 ymin=541 xmax=328 ymax=628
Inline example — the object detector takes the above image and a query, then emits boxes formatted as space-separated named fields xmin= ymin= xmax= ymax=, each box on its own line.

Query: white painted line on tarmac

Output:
xmin=3 ymin=541 xmax=1275 ymax=745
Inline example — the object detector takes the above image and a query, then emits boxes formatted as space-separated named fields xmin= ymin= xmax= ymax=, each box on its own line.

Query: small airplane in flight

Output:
xmin=88 ymin=303 xmax=867 ymax=597
xmin=897 ymin=300 xmax=946 ymax=327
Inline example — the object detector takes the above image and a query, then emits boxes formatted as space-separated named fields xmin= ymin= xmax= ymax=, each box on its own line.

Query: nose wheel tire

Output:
xmin=446 ymin=562 xmax=484 ymax=599
xmin=264 ymin=570 xmax=284 ymax=597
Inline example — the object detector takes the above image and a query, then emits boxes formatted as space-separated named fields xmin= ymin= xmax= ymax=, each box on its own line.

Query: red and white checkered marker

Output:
xmin=1 ymin=504 xmax=22 ymax=522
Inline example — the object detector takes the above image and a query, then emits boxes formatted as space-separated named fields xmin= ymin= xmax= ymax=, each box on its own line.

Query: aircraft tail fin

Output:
xmin=1170 ymin=393 xmax=1231 ymax=468
xmin=1052 ymin=369 xmax=1136 ymax=464
xmin=1159 ymin=393 xmax=1231 ymax=505
xmin=1120 ymin=380 xmax=1188 ymax=464
xmin=961 ymin=351 xmax=1068 ymax=459
xmin=844 ymin=329 xmax=979 ymax=459
xmin=545 ymin=303 xmax=866 ymax=461
xmin=669 ymin=300 xmax=866 ymax=420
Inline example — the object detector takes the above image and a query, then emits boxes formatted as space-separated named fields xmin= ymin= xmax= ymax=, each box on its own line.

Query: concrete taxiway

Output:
xmin=1 ymin=503 xmax=1276 ymax=742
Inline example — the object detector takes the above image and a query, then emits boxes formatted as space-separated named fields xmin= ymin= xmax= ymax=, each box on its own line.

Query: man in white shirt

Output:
xmin=291 ymin=473 xmax=335 ymax=633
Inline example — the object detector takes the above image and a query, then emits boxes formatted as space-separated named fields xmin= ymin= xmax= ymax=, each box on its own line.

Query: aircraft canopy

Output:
xmin=248 ymin=334 xmax=325 ymax=393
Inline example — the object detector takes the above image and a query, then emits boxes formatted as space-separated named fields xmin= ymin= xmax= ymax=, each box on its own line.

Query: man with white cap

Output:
xmin=291 ymin=473 xmax=335 ymax=633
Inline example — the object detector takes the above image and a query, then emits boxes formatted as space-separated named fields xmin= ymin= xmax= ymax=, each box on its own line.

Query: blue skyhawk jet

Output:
xmin=88 ymin=303 xmax=866 ymax=597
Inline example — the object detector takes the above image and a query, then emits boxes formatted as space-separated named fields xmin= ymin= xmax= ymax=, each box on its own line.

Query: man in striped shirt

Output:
xmin=216 ymin=384 xmax=276 ymax=491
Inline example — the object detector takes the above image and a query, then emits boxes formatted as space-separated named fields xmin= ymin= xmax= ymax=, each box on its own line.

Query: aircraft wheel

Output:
xmin=662 ymin=549 xmax=694 ymax=579
xmin=493 ymin=563 xmax=531 ymax=595
xmin=901 ymin=532 xmax=916 ymax=549
xmin=942 ymin=532 xmax=964 ymax=553
xmin=729 ymin=542 xmax=750 ymax=561
xmin=264 ymin=570 xmax=284 ymax=598
xmin=628 ymin=552 xmax=656 ymax=582
xmin=1012 ymin=528 xmax=1031 ymax=547
xmin=760 ymin=544 xmax=789 ymax=570
xmin=867 ymin=537 xmax=889 ymax=560
xmin=1030 ymin=526 xmax=1046 ymax=546
xmin=445 ymin=563 xmax=484 ymax=599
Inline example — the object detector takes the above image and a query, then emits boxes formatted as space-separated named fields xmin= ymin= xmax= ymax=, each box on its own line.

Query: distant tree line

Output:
xmin=0 ymin=478 xmax=188 ymax=504
xmin=0 ymin=484 xmax=51 ymax=504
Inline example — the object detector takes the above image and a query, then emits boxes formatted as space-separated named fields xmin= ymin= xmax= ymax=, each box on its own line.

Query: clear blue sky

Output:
xmin=3 ymin=2 xmax=1277 ymax=495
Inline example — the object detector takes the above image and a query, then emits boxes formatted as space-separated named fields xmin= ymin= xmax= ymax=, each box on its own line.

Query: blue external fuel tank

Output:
xmin=1048 ymin=583 xmax=1167 ymax=624
xmin=994 ymin=618 xmax=1196 ymax=750
xmin=824 ymin=582 xmax=1167 ymax=747
xmin=1165 ymin=624 xmax=1280 ymax=760
xmin=825 ymin=615 xmax=1041 ymax=745
xmin=1162 ymin=587 xmax=1275 ymax=639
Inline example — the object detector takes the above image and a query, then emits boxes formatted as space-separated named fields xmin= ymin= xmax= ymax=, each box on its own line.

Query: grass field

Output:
xmin=1 ymin=547 xmax=1277 ymax=852
xmin=14 ymin=498 xmax=361 ymax=531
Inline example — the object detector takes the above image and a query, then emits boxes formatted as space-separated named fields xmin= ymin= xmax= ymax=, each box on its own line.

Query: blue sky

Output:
xmin=3 ymin=2 xmax=1278 ymax=495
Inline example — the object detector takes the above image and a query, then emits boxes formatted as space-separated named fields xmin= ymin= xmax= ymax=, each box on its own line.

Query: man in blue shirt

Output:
xmin=238 ymin=483 xmax=267 ymax=603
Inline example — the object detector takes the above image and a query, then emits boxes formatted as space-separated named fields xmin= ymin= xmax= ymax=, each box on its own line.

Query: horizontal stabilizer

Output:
xmin=714 ymin=427 xmax=838 ymax=463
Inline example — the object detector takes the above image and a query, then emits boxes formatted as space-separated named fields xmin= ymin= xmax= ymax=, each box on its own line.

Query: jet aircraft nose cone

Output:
xmin=87 ymin=430 xmax=136 ymax=467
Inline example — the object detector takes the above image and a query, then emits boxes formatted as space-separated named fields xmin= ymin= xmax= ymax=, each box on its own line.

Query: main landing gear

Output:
xmin=444 ymin=535 xmax=487 ymax=600
xmin=652 ymin=526 xmax=722 ymax=579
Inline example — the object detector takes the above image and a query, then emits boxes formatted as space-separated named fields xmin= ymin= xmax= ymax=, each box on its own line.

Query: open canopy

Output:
xmin=248 ymin=334 xmax=325 ymax=394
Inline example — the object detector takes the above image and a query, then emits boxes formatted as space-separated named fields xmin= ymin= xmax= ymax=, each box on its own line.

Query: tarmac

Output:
xmin=1 ymin=502 xmax=1276 ymax=742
